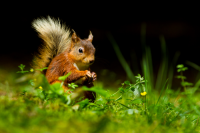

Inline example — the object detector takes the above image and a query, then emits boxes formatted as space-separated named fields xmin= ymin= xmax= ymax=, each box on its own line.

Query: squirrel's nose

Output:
xmin=89 ymin=60 xmax=94 ymax=64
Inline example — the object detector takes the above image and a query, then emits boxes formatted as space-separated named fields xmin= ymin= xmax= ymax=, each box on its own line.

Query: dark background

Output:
xmin=1 ymin=3 xmax=200 ymax=89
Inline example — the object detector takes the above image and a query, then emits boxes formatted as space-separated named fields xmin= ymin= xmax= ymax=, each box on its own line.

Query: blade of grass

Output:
xmin=141 ymin=23 xmax=154 ymax=94
xmin=142 ymin=47 xmax=154 ymax=93
xmin=186 ymin=61 xmax=200 ymax=71
xmin=186 ymin=60 xmax=200 ymax=83
xmin=140 ymin=23 xmax=154 ymax=105
xmin=156 ymin=79 xmax=168 ymax=105
xmin=117 ymin=101 xmax=130 ymax=109
xmin=155 ymin=35 xmax=168 ymax=91
xmin=107 ymin=33 xmax=135 ymax=83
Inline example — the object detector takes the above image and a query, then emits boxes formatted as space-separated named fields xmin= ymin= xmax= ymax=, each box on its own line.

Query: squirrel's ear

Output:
xmin=87 ymin=31 xmax=93 ymax=42
xmin=72 ymin=31 xmax=79 ymax=43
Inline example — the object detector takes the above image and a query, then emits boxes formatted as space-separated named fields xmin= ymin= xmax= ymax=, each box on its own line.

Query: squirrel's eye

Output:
xmin=79 ymin=48 xmax=83 ymax=53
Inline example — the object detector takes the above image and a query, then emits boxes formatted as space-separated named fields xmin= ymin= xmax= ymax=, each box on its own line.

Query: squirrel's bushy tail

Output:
xmin=32 ymin=16 xmax=71 ymax=72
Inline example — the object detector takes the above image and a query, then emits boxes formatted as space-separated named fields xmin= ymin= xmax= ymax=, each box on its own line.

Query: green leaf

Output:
xmin=118 ymin=87 xmax=124 ymax=93
xmin=42 ymin=67 xmax=48 ymax=70
xmin=29 ymin=80 xmax=35 ymax=86
xmin=35 ymin=89 xmax=45 ymax=99
xmin=177 ymin=64 xmax=184 ymax=68
xmin=18 ymin=64 xmax=25 ymax=71
xmin=66 ymin=95 xmax=71 ymax=105
xmin=130 ymin=87 xmax=135 ymax=91
xmin=77 ymin=98 xmax=89 ymax=109
xmin=50 ymin=83 xmax=64 ymax=95
xmin=177 ymin=64 xmax=188 ymax=72
xmin=124 ymin=81 xmax=130 ymax=85
xmin=96 ymin=97 xmax=107 ymax=104
xmin=68 ymin=83 xmax=78 ymax=89
xmin=181 ymin=82 xmax=193 ymax=87
xmin=83 ymin=86 xmax=110 ymax=98
xmin=182 ymin=67 xmax=188 ymax=71
xmin=36 ymin=67 xmax=48 ymax=72
xmin=58 ymin=72 xmax=71 ymax=81
xmin=135 ymin=74 xmax=141 ymax=79
xmin=177 ymin=69 xmax=180 ymax=72
xmin=125 ymin=86 xmax=130 ymax=90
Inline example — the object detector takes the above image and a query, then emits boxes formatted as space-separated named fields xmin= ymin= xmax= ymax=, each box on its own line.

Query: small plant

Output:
xmin=17 ymin=64 xmax=29 ymax=73
xmin=17 ymin=64 xmax=48 ymax=74
xmin=68 ymin=83 xmax=78 ymax=91
xmin=176 ymin=64 xmax=193 ymax=91
xmin=105 ymin=74 xmax=147 ymax=113
xmin=117 ymin=74 xmax=146 ymax=98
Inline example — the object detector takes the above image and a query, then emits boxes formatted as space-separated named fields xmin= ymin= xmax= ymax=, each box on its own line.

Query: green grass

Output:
xmin=1 ymin=67 xmax=200 ymax=133
xmin=1 ymin=32 xmax=200 ymax=132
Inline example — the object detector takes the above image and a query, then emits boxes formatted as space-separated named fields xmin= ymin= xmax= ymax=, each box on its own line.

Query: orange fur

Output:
xmin=32 ymin=16 xmax=97 ymax=101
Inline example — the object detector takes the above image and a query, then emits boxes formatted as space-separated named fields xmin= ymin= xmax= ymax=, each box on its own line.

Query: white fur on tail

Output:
xmin=32 ymin=16 xmax=71 ymax=70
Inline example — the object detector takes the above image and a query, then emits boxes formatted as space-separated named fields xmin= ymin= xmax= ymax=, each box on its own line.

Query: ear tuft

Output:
xmin=87 ymin=31 xmax=93 ymax=42
xmin=72 ymin=30 xmax=79 ymax=43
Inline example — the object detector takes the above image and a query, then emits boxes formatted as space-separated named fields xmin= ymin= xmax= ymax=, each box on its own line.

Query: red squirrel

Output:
xmin=32 ymin=16 xmax=97 ymax=101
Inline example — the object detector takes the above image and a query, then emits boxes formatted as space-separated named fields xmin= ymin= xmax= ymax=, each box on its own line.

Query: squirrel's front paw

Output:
xmin=91 ymin=72 xmax=97 ymax=81
xmin=85 ymin=70 xmax=96 ymax=82
xmin=86 ymin=70 xmax=92 ymax=78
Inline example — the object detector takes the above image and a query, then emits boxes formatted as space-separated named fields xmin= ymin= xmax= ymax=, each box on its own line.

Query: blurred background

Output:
xmin=0 ymin=2 xmax=200 ymax=89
